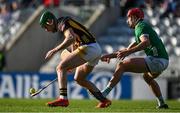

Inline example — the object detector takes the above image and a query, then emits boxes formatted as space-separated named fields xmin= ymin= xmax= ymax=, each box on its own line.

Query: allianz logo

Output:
xmin=0 ymin=71 xmax=122 ymax=99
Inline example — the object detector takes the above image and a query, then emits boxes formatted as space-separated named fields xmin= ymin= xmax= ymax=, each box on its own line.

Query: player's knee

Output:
xmin=143 ymin=73 xmax=153 ymax=84
xmin=116 ymin=63 xmax=125 ymax=72
xmin=74 ymin=77 xmax=85 ymax=86
xmin=56 ymin=63 xmax=66 ymax=72
xmin=56 ymin=65 xmax=62 ymax=72
xmin=74 ymin=77 xmax=79 ymax=83
xmin=151 ymin=73 xmax=161 ymax=78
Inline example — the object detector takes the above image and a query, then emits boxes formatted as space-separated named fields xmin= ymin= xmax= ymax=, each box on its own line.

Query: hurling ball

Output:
xmin=29 ymin=88 xmax=36 ymax=94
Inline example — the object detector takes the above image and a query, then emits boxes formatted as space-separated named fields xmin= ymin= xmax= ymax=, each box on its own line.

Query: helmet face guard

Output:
xmin=127 ymin=8 xmax=144 ymax=19
xmin=39 ymin=11 xmax=56 ymax=27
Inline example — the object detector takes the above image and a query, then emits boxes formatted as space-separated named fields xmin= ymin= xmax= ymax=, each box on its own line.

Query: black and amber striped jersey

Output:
xmin=57 ymin=17 xmax=96 ymax=45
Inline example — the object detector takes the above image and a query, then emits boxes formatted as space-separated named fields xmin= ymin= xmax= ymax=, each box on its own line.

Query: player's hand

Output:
xmin=101 ymin=55 xmax=111 ymax=63
xmin=117 ymin=49 xmax=129 ymax=60
xmin=45 ymin=49 xmax=57 ymax=60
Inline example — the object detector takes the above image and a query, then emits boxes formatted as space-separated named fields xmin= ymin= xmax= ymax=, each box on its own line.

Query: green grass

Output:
xmin=0 ymin=99 xmax=179 ymax=112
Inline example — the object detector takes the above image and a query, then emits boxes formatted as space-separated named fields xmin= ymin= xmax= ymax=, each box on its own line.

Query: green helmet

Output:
xmin=39 ymin=11 xmax=56 ymax=27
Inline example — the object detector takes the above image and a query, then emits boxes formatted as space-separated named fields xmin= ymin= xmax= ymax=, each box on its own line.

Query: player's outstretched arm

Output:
xmin=127 ymin=42 xmax=137 ymax=50
xmin=45 ymin=49 xmax=58 ymax=60
xmin=127 ymin=35 xmax=150 ymax=54
xmin=101 ymin=52 xmax=118 ymax=63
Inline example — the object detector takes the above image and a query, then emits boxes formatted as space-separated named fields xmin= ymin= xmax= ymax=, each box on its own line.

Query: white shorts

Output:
xmin=144 ymin=56 xmax=169 ymax=73
xmin=75 ymin=43 xmax=102 ymax=66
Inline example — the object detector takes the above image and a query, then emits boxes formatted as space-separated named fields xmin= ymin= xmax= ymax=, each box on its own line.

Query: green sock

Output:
xmin=102 ymin=86 xmax=112 ymax=97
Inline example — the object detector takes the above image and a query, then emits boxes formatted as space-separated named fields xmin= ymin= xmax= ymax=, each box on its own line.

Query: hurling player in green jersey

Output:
xmin=101 ymin=8 xmax=169 ymax=109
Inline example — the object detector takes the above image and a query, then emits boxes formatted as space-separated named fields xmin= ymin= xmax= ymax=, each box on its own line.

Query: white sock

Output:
xmin=59 ymin=95 xmax=67 ymax=99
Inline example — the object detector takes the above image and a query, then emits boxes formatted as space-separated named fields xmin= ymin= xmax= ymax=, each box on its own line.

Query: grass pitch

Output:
xmin=0 ymin=99 xmax=179 ymax=112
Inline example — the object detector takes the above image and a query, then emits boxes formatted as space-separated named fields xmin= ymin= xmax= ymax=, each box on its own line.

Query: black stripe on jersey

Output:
xmin=58 ymin=17 xmax=96 ymax=45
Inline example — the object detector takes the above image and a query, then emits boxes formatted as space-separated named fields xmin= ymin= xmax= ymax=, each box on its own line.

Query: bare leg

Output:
xmin=46 ymin=51 xmax=87 ymax=107
xmin=74 ymin=64 xmax=96 ymax=91
xmin=143 ymin=73 xmax=168 ymax=108
xmin=56 ymin=51 xmax=87 ymax=98
xmin=143 ymin=73 xmax=162 ymax=97
xmin=74 ymin=64 xmax=107 ymax=101
xmin=102 ymin=58 xmax=149 ymax=97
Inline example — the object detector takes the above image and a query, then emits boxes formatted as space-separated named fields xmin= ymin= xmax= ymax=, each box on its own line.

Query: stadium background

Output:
xmin=0 ymin=0 xmax=180 ymax=101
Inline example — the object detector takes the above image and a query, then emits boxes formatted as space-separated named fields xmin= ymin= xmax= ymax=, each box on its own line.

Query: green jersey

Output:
xmin=135 ymin=20 xmax=169 ymax=60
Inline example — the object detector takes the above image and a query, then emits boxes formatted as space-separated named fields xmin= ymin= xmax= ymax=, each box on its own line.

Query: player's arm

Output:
xmin=102 ymin=42 xmax=137 ymax=62
xmin=45 ymin=28 xmax=76 ymax=59
xmin=53 ymin=28 xmax=75 ymax=52
xmin=102 ymin=52 xmax=118 ymax=59
xmin=101 ymin=42 xmax=137 ymax=62
xmin=117 ymin=41 xmax=137 ymax=55
xmin=127 ymin=34 xmax=150 ymax=54
xmin=117 ymin=34 xmax=150 ymax=59
xmin=127 ymin=41 xmax=137 ymax=50
xmin=101 ymin=52 xmax=118 ymax=63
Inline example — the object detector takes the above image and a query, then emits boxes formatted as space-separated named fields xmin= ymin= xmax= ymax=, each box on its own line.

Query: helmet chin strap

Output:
xmin=132 ymin=17 xmax=141 ymax=28
xmin=46 ymin=19 xmax=54 ymax=25
xmin=135 ymin=18 xmax=141 ymax=25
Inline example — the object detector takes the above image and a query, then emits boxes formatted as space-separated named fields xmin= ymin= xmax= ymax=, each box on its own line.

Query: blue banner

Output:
xmin=0 ymin=71 xmax=131 ymax=99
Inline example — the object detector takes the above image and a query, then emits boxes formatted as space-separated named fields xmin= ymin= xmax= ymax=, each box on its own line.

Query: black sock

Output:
xmin=157 ymin=96 xmax=165 ymax=106
xmin=59 ymin=88 xmax=67 ymax=99
xmin=89 ymin=90 xmax=107 ymax=102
